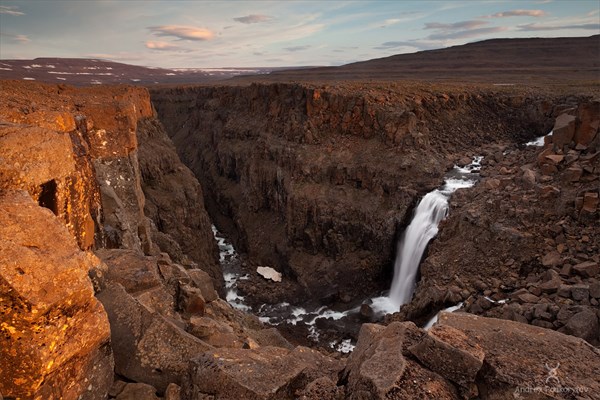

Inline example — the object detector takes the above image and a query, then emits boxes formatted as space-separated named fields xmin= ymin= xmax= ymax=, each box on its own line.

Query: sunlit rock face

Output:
xmin=0 ymin=190 xmax=113 ymax=399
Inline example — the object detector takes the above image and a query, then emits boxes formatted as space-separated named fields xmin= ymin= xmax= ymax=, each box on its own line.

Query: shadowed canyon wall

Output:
xmin=152 ymin=83 xmax=563 ymax=303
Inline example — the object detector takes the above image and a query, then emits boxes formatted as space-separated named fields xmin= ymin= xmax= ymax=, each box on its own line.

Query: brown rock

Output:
xmin=96 ymin=248 xmax=162 ymax=293
xmin=574 ymin=100 xmax=600 ymax=146
xmin=582 ymin=192 xmax=599 ymax=213
xmin=298 ymin=377 xmax=343 ymax=400
xmin=573 ymin=261 xmax=599 ymax=278
xmin=570 ymin=284 xmax=590 ymax=301
xmin=96 ymin=282 xmax=212 ymax=392
xmin=0 ymin=191 xmax=113 ymax=399
xmin=178 ymin=284 xmax=206 ymax=315
xmin=539 ymin=269 xmax=562 ymax=294
xmin=545 ymin=154 xmax=565 ymax=164
xmin=551 ymin=113 xmax=576 ymax=149
xmin=165 ymin=383 xmax=182 ymax=400
xmin=561 ymin=308 xmax=599 ymax=345
xmin=522 ymin=168 xmax=536 ymax=186
xmin=564 ymin=165 xmax=583 ymax=182
xmin=516 ymin=292 xmax=540 ymax=304
xmin=187 ymin=268 xmax=219 ymax=302
xmin=409 ymin=324 xmax=484 ymax=388
xmin=115 ymin=383 xmax=160 ymax=400
xmin=439 ymin=312 xmax=600 ymax=396
xmin=188 ymin=316 xmax=231 ymax=339
xmin=137 ymin=118 xmax=221 ymax=287
xmin=183 ymin=346 xmax=343 ymax=399
xmin=0 ymin=124 xmax=99 ymax=250
xmin=484 ymin=178 xmax=500 ymax=190
xmin=342 ymin=322 xmax=458 ymax=399
xmin=557 ymin=284 xmax=572 ymax=298
xmin=590 ymin=281 xmax=600 ymax=299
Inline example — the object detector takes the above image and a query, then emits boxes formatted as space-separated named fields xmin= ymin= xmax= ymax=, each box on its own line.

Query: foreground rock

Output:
xmin=343 ymin=312 xmax=599 ymax=400
xmin=439 ymin=312 xmax=600 ymax=399
xmin=0 ymin=191 xmax=113 ymax=399
xmin=342 ymin=322 xmax=459 ymax=399
xmin=183 ymin=346 xmax=343 ymax=399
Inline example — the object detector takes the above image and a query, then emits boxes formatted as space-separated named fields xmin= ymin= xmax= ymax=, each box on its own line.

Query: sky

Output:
xmin=0 ymin=0 xmax=598 ymax=68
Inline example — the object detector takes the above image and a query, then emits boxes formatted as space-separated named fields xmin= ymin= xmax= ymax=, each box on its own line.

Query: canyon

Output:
xmin=1 ymin=36 xmax=599 ymax=399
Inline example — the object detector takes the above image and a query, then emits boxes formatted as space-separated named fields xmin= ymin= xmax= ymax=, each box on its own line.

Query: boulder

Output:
xmin=115 ymin=383 xmax=160 ymax=400
xmin=570 ymin=284 xmax=590 ymax=301
xmin=183 ymin=346 xmax=343 ymax=399
xmin=187 ymin=268 xmax=219 ymax=302
xmin=409 ymin=324 xmax=484 ymax=389
xmin=574 ymin=100 xmax=600 ymax=147
xmin=298 ymin=377 xmax=343 ymax=400
xmin=573 ymin=261 xmax=600 ymax=278
xmin=96 ymin=282 xmax=212 ymax=393
xmin=0 ymin=191 xmax=113 ymax=399
xmin=164 ymin=383 xmax=182 ymax=400
xmin=551 ymin=113 xmax=576 ymax=150
xmin=560 ymin=308 xmax=599 ymax=345
xmin=438 ymin=312 xmax=600 ymax=397
xmin=341 ymin=322 xmax=458 ymax=399
xmin=96 ymin=248 xmax=162 ymax=293
xmin=178 ymin=284 xmax=206 ymax=316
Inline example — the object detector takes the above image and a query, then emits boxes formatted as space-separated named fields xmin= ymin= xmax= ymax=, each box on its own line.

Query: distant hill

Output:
xmin=2 ymin=36 xmax=598 ymax=86
xmin=0 ymin=58 xmax=288 ymax=86
xmin=261 ymin=35 xmax=600 ymax=84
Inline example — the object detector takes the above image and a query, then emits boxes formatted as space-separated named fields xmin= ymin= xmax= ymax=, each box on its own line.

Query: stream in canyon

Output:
xmin=211 ymin=156 xmax=483 ymax=352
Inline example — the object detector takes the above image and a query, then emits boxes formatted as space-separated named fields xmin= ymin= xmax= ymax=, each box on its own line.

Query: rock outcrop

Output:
xmin=151 ymin=83 xmax=559 ymax=305
xmin=0 ymin=80 xmax=219 ymax=273
xmin=395 ymin=99 xmax=600 ymax=345
xmin=0 ymin=81 xmax=221 ymax=398
xmin=0 ymin=191 xmax=113 ymax=399
xmin=342 ymin=313 xmax=600 ymax=400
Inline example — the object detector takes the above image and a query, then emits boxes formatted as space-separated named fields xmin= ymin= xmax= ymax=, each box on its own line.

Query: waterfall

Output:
xmin=388 ymin=190 xmax=449 ymax=306
xmin=369 ymin=156 xmax=483 ymax=314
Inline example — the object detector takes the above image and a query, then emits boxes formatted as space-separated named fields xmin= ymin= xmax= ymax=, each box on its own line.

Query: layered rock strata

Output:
xmin=151 ymin=83 xmax=564 ymax=304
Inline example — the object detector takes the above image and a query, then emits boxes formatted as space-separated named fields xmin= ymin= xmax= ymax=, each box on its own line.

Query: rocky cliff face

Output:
xmin=152 ymin=83 xmax=560 ymax=304
xmin=395 ymin=99 xmax=600 ymax=344
xmin=0 ymin=81 xmax=221 ymax=398
xmin=2 ymin=78 xmax=599 ymax=400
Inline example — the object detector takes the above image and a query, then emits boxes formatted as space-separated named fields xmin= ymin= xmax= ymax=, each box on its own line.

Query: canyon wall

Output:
xmin=152 ymin=83 xmax=559 ymax=303
xmin=0 ymin=81 xmax=221 ymax=397
xmin=396 ymin=99 xmax=600 ymax=344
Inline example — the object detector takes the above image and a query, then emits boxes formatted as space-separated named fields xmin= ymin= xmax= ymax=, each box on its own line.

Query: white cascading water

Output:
xmin=371 ymin=156 xmax=483 ymax=314
xmin=388 ymin=190 xmax=449 ymax=306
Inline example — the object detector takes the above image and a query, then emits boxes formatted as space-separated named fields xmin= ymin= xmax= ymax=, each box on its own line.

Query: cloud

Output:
xmin=427 ymin=26 xmax=508 ymax=40
xmin=517 ymin=22 xmax=600 ymax=31
xmin=0 ymin=32 xmax=30 ymax=43
xmin=145 ymin=41 xmax=183 ymax=51
xmin=375 ymin=41 xmax=420 ymax=49
xmin=489 ymin=9 xmax=547 ymax=18
xmin=374 ymin=40 xmax=437 ymax=51
xmin=425 ymin=20 xmax=488 ymax=30
xmin=234 ymin=14 xmax=273 ymax=24
xmin=0 ymin=5 xmax=24 ymax=16
xmin=148 ymin=25 xmax=214 ymax=41
xmin=381 ymin=18 xmax=402 ymax=27
xmin=86 ymin=52 xmax=145 ymax=62
xmin=284 ymin=45 xmax=310 ymax=52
